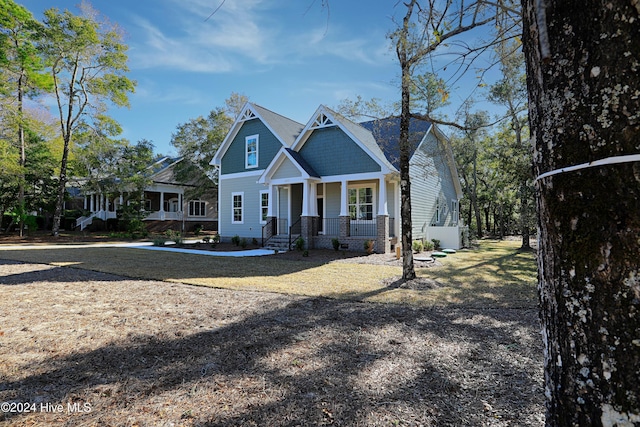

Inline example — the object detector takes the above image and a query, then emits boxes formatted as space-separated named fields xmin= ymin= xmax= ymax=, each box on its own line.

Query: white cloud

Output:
xmin=127 ymin=0 xmax=393 ymax=74
xmin=129 ymin=16 xmax=234 ymax=73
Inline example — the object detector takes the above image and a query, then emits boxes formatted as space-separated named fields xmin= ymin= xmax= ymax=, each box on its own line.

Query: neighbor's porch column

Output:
xmin=83 ymin=196 xmax=87 ymax=210
xmin=159 ymin=191 xmax=165 ymax=220
xmin=90 ymin=194 xmax=95 ymax=212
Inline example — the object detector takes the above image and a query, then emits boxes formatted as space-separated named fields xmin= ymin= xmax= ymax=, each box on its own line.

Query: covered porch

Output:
xmin=261 ymin=176 xmax=399 ymax=253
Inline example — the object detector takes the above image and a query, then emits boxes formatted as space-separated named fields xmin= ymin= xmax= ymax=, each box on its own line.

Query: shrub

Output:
xmin=202 ymin=236 xmax=211 ymax=243
xmin=231 ymin=235 xmax=240 ymax=246
xmin=332 ymin=238 xmax=340 ymax=251
xmin=423 ymin=239 xmax=435 ymax=251
xmin=165 ymin=229 xmax=183 ymax=244
xmin=431 ymin=238 xmax=441 ymax=250
xmin=126 ymin=218 xmax=147 ymax=238
xmin=294 ymin=236 xmax=305 ymax=251
xmin=364 ymin=239 xmax=375 ymax=254
xmin=302 ymin=250 xmax=309 ymax=257
xmin=412 ymin=240 xmax=424 ymax=253
xmin=152 ymin=237 xmax=167 ymax=246
xmin=106 ymin=218 xmax=119 ymax=232
xmin=23 ymin=215 xmax=38 ymax=233
xmin=252 ymin=238 xmax=259 ymax=246
xmin=240 ymin=237 xmax=248 ymax=248
xmin=193 ymin=224 xmax=203 ymax=236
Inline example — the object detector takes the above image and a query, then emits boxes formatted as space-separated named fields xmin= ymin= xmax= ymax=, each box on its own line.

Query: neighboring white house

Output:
xmin=73 ymin=157 xmax=217 ymax=232
xmin=212 ymin=102 xmax=465 ymax=252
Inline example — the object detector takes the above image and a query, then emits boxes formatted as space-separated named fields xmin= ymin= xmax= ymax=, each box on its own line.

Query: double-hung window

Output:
xmin=451 ymin=200 xmax=459 ymax=224
xmin=260 ymin=191 xmax=269 ymax=224
xmin=245 ymin=135 xmax=258 ymax=169
xmin=232 ymin=192 xmax=244 ymax=224
xmin=348 ymin=187 xmax=374 ymax=220
xmin=189 ymin=200 xmax=206 ymax=217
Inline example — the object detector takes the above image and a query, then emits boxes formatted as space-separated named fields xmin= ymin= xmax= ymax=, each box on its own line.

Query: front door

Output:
xmin=277 ymin=187 xmax=289 ymax=234
xmin=317 ymin=197 xmax=324 ymax=233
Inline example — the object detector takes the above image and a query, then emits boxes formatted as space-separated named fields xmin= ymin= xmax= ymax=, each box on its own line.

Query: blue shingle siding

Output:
xmin=220 ymin=119 xmax=283 ymax=175
xmin=298 ymin=127 xmax=381 ymax=177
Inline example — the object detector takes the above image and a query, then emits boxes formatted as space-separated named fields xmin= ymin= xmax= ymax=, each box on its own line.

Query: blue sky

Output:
xmin=19 ymin=0 xmax=498 ymax=156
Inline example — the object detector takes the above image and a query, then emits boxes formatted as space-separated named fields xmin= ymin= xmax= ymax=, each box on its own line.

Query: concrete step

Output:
xmin=263 ymin=234 xmax=300 ymax=251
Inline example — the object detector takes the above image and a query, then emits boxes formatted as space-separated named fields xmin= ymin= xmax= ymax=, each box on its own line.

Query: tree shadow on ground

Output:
xmin=1 ymin=278 xmax=544 ymax=426
xmin=0 ymin=260 xmax=123 ymax=285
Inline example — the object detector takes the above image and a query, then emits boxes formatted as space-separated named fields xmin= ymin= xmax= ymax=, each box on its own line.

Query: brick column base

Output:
xmin=376 ymin=215 xmax=390 ymax=254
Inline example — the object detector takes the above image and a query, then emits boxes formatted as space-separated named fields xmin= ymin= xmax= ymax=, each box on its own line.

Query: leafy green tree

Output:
xmin=170 ymin=107 xmax=233 ymax=200
xmin=488 ymin=42 xmax=533 ymax=248
xmin=40 ymin=3 xmax=135 ymax=236
xmin=0 ymin=0 xmax=53 ymax=235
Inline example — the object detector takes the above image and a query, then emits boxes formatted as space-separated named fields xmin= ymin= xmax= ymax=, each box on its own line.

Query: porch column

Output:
xmin=339 ymin=180 xmax=350 ymax=238
xmin=159 ymin=191 xmax=165 ymax=220
xmin=267 ymin=185 xmax=277 ymax=217
xmin=84 ymin=196 xmax=87 ymax=210
xmin=378 ymin=177 xmax=388 ymax=216
xmin=90 ymin=194 xmax=94 ymax=212
xmin=301 ymin=180 xmax=310 ymax=216
xmin=340 ymin=180 xmax=348 ymax=216
xmin=376 ymin=215 xmax=390 ymax=254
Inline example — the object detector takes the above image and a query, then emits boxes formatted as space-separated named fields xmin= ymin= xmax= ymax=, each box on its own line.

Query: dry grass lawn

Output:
xmin=0 ymin=239 xmax=543 ymax=426
xmin=0 ymin=239 xmax=537 ymax=307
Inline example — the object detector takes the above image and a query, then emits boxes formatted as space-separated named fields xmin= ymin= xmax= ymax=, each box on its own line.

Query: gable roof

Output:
xmin=359 ymin=117 xmax=432 ymax=169
xmin=292 ymin=105 xmax=396 ymax=174
xmin=212 ymin=102 xmax=304 ymax=166
xmin=149 ymin=156 xmax=214 ymax=187
xmin=258 ymin=147 xmax=321 ymax=184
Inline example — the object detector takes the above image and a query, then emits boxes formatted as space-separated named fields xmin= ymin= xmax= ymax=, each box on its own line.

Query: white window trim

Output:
xmin=232 ymin=192 xmax=244 ymax=224
xmin=245 ymin=134 xmax=259 ymax=169
xmin=189 ymin=200 xmax=206 ymax=217
xmin=451 ymin=199 xmax=459 ymax=225
xmin=348 ymin=184 xmax=376 ymax=222
xmin=259 ymin=190 xmax=269 ymax=224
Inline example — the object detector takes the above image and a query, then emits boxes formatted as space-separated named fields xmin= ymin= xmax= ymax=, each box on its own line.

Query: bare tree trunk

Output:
xmin=17 ymin=70 xmax=25 ymax=237
xmin=523 ymin=0 xmax=640 ymax=425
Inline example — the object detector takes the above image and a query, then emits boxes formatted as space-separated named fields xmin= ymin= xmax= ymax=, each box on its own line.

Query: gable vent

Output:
xmin=240 ymin=109 xmax=257 ymax=122
xmin=310 ymin=113 xmax=334 ymax=129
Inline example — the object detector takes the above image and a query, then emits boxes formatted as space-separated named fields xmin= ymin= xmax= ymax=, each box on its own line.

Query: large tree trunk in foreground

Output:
xmin=522 ymin=0 xmax=640 ymax=425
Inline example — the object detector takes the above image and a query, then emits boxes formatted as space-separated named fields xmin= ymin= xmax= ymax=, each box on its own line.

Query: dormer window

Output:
xmin=245 ymin=134 xmax=258 ymax=168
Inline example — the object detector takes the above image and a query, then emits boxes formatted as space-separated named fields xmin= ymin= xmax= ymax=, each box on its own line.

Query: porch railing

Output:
xmin=321 ymin=218 xmax=377 ymax=237
xmin=350 ymin=219 xmax=377 ymax=237
xmin=261 ymin=218 xmax=292 ymax=246
xmin=289 ymin=217 xmax=302 ymax=249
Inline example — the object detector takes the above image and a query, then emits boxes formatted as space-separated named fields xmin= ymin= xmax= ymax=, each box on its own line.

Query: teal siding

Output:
xmin=298 ymin=127 xmax=381 ymax=177
xmin=220 ymin=119 xmax=284 ymax=175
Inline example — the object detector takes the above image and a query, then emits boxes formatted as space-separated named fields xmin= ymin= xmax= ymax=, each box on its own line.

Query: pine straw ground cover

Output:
xmin=0 ymin=240 xmax=543 ymax=426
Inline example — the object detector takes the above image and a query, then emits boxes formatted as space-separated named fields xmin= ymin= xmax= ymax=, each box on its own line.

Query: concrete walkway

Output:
xmin=0 ymin=241 xmax=280 ymax=257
